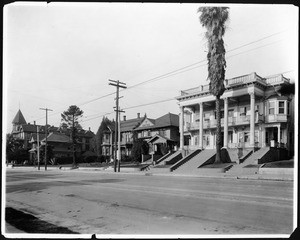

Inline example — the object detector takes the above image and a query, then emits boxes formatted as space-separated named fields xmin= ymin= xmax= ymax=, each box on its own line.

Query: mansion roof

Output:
xmin=177 ymin=72 xmax=291 ymax=101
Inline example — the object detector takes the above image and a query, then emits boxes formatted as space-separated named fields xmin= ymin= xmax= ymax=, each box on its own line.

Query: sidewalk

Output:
xmin=6 ymin=165 xmax=294 ymax=181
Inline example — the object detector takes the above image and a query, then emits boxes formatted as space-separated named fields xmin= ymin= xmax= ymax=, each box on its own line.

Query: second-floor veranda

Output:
xmin=182 ymin=93 xmax=289 ymax=132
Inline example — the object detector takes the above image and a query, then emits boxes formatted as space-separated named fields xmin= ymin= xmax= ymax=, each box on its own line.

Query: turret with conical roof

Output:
xmin=12 ymin=109 xmax=27 ymax=132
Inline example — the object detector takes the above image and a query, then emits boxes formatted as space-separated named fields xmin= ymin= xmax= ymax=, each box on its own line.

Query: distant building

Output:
xmin=101 ymin=112 xmax=180 ymax=159
xmin=11 ymin=109 xmax=95 ymax=161
xmin=101 ymin=113 xmax=145 ymax=159
xmin=101 ymin=120 xmax=115 ymax=159
xmin=176 ymin=72 xmax=294 ymax=157
xmin=134 ymin=113 xmax=180 ymax=155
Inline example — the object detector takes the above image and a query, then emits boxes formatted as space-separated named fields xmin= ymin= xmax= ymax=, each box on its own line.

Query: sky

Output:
xmin=3 ymin=2 xmax=298 ymax=134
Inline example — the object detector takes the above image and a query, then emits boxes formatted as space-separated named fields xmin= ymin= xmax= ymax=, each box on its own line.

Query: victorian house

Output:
xmin=134 ymin=113 xmax=180 ymax=155
xmin=11 ymin=109 xmax=95 ymax=161
xmin=101 ymin=113 xmax=145 ymax=159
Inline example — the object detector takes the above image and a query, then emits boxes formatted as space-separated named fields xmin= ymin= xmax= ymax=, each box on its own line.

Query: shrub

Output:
xmin=84 ymin=155 xmax=98 ymax=163
xmin=96 ymin=155 xmax=110 ymax=163
xmin=122 ymin=155 xmax=133 ymax=162
xmin=56 ymin=156 xmax=73 ymax=165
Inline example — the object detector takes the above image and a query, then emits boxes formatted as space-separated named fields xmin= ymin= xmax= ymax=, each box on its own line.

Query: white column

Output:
xmin=250 ymin=93 xmax=255 ymax=148
xmin=261 ymin=126 xmax=266 ymax=147
xmin=179 ymin=106 xmax=184 ymax=150
xmin=199 ymin=102 xmax=203 ymax=149
xmin=277 ymin=125 xmax=281 ymax=147
xmin=223 ymin=97 xmax=228 ymax=148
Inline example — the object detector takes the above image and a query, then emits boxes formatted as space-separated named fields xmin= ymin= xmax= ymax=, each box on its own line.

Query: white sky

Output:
xmin=3 ymin=2 xmax=298 ymax=133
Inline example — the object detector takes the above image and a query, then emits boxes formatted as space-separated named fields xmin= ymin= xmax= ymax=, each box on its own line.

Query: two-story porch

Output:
xmin=176 ymin=72 xmax=293 ymax=152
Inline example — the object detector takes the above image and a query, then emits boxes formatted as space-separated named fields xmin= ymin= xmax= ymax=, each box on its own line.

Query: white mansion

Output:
xmin=176 ymin=72 xmax=294 ymax=156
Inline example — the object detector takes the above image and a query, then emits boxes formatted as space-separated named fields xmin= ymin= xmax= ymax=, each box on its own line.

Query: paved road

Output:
xmin=4 ymin=169 xmax=295 ymax=236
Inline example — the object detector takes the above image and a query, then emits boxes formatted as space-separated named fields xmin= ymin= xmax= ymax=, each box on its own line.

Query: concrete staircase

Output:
xmin=154 ymin=151 xmax=175 ymax=165
xmin=226 ymin=147 xmax=270 ymax=174
xmin=172 ymin=149 xmax=216 ymax=173
xmin=162 ymin=151 xmax=183 ymax=165
xmin=142 ymin=151 xmax=183 ymax=172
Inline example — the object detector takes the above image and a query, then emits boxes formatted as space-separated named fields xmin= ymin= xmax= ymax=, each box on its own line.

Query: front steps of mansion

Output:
xmin=141 ymin=146 xmax=292 ymax=176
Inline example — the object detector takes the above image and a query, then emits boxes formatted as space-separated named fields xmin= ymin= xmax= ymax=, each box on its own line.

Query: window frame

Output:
xmin=278 ymin=100 xmax=285 ymax=115
xmin=268 ymin=101 xmax=275 ymax=115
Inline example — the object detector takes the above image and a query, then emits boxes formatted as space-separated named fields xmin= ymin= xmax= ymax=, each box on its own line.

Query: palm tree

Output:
xmin=198 ymin=7 xmax=229 ymax=163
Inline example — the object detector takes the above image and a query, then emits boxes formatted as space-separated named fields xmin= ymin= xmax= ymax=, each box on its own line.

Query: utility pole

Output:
xmin=40 ymin=108 xmax=53 ymax=171
xmin=116 ymin=106 xmax=125 ymax=172
xmin=72 ymin=113 xmax=76 ymax=167
xmin=37 ymin=125 xmax=40 ymax=170
xmin=109 ymin=79 xmax=127 ymax=172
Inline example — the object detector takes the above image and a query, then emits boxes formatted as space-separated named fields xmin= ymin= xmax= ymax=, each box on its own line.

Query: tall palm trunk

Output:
xmin=198 ymin=7 xmax=229 ymax=164
xmin=215 ymin=96 xmax=221 ymax=163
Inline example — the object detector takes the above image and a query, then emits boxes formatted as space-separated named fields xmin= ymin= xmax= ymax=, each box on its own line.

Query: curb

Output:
xmin=6 ymin=166 xmax=293 ymax=181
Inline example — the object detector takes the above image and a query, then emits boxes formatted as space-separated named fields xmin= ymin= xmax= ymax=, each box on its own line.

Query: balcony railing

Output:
xmin=265 ymin=114 xmax=288 ymax=122
xmin=179 ymin=72 xmax=291 ymax=97
xmin=180 ymin=84 xmax=210 ymax=96
xmin=184 ymin=114 xmax=266 ymax=130
xmin=265 ymin=74 xmax=290 ymax=85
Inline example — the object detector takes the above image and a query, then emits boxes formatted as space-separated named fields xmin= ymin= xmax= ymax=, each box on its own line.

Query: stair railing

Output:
xmin=170 ymin=149 xmax=201 ymax=172
xmin=155 ymin=151 xmax=174 ymax=165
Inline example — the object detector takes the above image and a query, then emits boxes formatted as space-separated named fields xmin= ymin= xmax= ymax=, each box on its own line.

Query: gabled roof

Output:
xmin=120 ymin=117 xmax=144 ymax=132
xmin=40 ymin=132 xmax=71 ymax=143
xmin=135 ymin=113 xmax=179 ymax=131
xmin=21 ymin=124 xmax=43 ymax=132
xmin=59 ymin=128 xmax=95 ymax=138
xmin=12 ymin=110 xmax=26 ymax=125
xmin=155 ymin=113 xmax=179 ymax=128
xmin=134 ymin=117 xmax=155 ymax=130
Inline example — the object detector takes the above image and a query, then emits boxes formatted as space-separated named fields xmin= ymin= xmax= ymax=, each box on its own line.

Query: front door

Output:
xmin=265 ymin=127 xmax=278 ymax=146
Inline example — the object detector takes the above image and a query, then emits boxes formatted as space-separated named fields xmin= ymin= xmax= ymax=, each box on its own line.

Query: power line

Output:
xmin=123 ymin=98 xmax=176 ymax=110
xmin=81 ymin=98 xmax=176 ymax=123
xmin=26 ymin=30 xmax=290 ymax=125
xmin=80 ymin=68 xmax=295 ymax=124
xmin=66 ymin=30 xmax=290 ymax=108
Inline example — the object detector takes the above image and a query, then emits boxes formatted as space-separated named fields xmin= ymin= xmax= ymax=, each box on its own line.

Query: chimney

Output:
xmin=34 ymin=121 xmax=36 ymax=125
xmin=123 ymin=116 xmax=126 ymax=121
xmin=89 ymin=127 xmax=91 ymax=131
xmin=137 ymin=113 xmax=140 ymax=119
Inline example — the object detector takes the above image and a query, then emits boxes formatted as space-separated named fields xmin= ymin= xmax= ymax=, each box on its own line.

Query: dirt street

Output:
xmin=4 ymin=169 xmax=294 ymax=237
